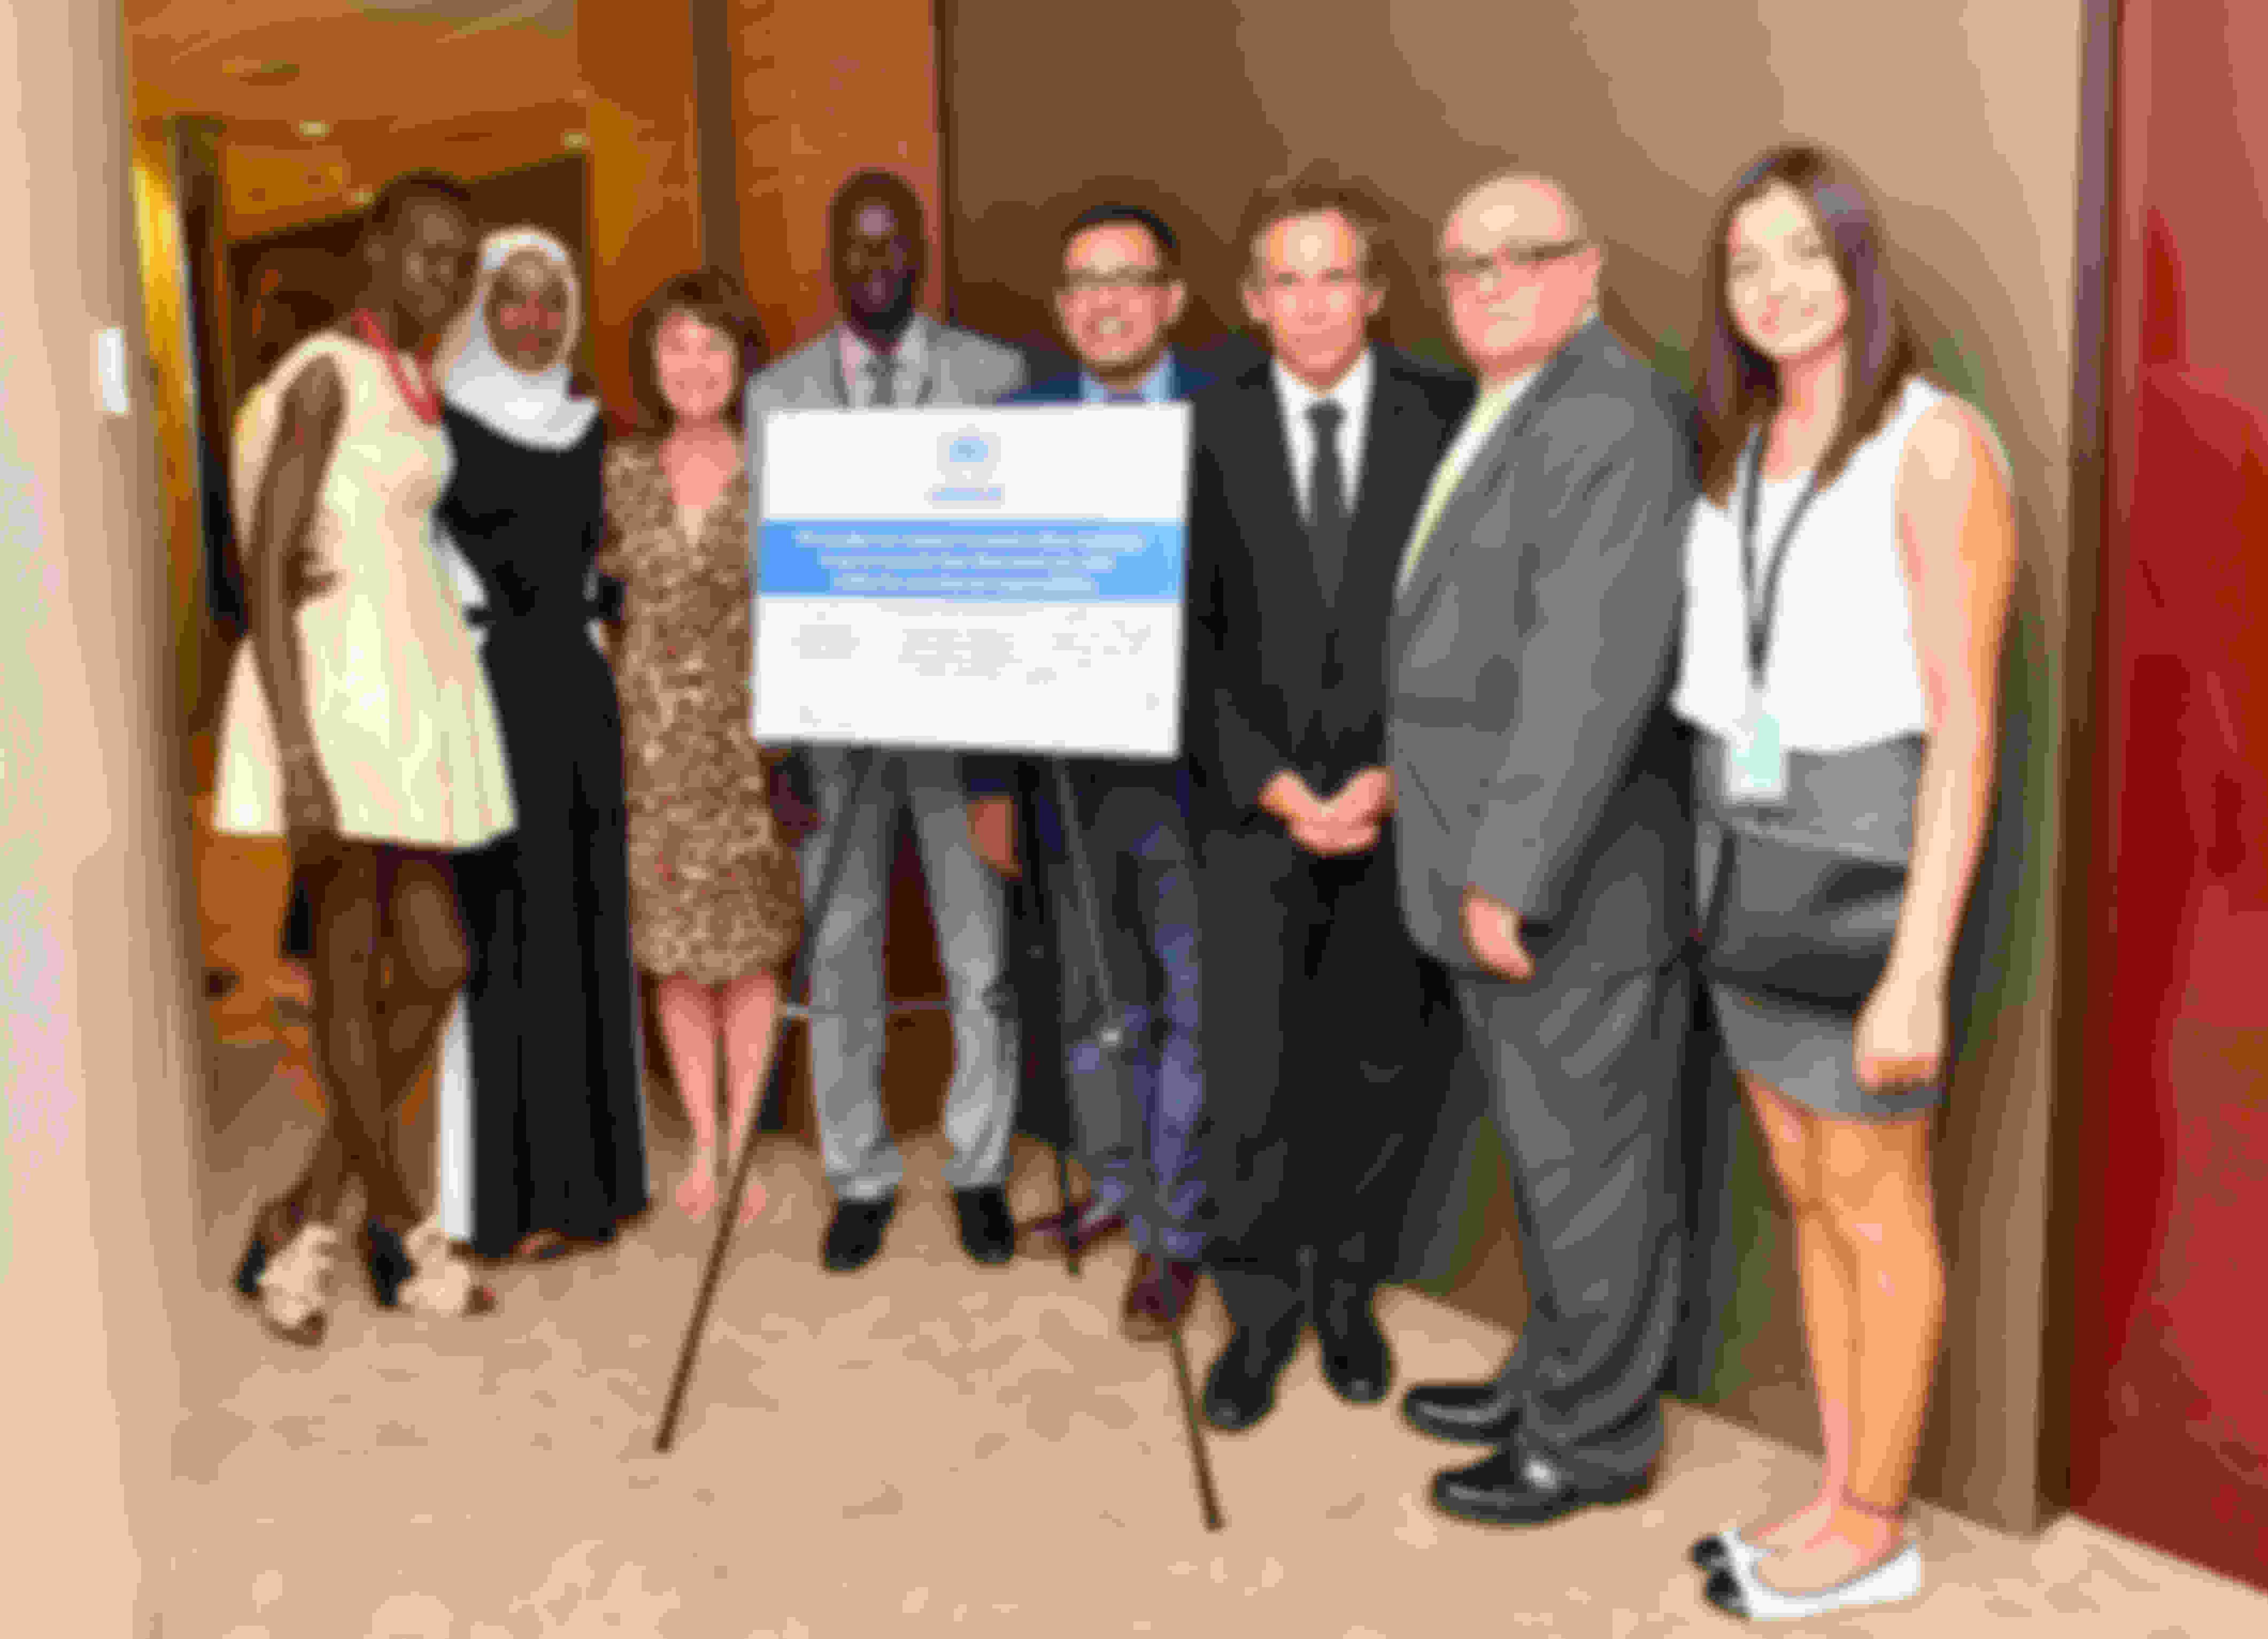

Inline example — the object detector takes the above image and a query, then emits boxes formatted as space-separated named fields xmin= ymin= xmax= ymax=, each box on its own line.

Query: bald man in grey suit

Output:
xmin=1387 ymin=172 xmax=1699 ymax=1528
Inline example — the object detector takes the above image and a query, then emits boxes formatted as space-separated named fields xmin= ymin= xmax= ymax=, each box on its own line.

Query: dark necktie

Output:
xmin=1108 ymin=391 xmax=1144 ymax=404
xmin=1307 ymin=399 xmax=1351 ymax=606
xmin=867 ymin=356 xmax=897 ymax=407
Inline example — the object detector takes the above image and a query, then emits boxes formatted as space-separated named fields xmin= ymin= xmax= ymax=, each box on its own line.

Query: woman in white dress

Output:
xmin=218 ymin=171 xmax=517 ymax=1345
xmin=1675 ymin=145 xmax=2017 ymax=1620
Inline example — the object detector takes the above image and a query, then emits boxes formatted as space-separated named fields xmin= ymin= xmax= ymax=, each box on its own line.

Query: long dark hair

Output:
xmin=1694 ymin=144 xmax=1917 ymax=504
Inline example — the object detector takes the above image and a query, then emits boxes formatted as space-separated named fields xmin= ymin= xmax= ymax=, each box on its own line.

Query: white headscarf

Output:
xmin=440 ymin=226 xmax=599 ymax=451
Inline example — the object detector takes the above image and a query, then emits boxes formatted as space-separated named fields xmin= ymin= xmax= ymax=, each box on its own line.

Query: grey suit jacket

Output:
xmin=742 ymin=316 xmax=1027 ymax=782
xmin=742 ymin=314 xmax=1028 ymax=503
xmin=1388 ymin=318 xmax=1700 ymax=981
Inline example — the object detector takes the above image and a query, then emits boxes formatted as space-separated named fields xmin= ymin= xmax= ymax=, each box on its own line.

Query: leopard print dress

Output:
xmin=598 ymin=438 xmax=803 ymax=984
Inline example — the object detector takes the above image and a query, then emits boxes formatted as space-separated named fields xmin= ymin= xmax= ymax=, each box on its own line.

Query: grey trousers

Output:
xmin=802 ymin=747 xmax=1015 ymax=1202
xmin=1456 ymin=955 xmax=1690 ymax=1483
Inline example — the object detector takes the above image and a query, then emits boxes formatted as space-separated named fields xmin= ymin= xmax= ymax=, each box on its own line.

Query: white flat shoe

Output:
xmin=1703 ymin=1542 xmax=1923 ymax=1622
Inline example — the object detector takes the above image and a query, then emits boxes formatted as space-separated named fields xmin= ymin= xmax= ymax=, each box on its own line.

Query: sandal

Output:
xmin=365 ymin=1215 xmax=498 ymax=1317
xmin=512 ymin=1229 xmax=570 ymax=1261
xmin=235 ymin=1212 xmax=338 ymax=1348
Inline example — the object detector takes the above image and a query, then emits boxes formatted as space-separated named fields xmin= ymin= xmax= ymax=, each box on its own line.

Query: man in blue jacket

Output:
xmin=966 ymin=202 xmax=1210 ymax=1339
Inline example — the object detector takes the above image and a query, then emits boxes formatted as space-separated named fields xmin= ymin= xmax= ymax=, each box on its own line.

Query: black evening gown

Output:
xmin=436 ymin=406 xmax=647 ymax=1256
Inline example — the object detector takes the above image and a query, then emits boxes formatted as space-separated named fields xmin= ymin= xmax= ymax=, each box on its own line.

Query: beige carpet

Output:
xmin=154 ymin=1055 xmax=2268 ymax=1639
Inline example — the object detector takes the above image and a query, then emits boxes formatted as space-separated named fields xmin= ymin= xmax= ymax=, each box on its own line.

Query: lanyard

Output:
xmin=1738 ymin=430 xmax=1824 ymax=688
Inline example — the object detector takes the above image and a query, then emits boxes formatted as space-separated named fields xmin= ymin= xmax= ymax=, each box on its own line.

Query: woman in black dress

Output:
xmin=428 ymin=225 xmax=648 ymax=1260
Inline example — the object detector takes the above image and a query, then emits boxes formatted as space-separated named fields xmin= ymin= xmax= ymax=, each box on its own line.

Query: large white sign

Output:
xmin=751 ymin=404 xmax=1191 ymax=759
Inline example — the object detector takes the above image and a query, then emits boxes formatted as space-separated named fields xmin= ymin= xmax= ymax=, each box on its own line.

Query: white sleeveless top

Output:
xmin=1672 ymin=375 xmax=1993 ymax=753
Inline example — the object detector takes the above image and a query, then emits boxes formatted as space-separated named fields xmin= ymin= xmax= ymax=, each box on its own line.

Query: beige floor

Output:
xmin=158 ymin=1036 xmax=2268 ymax=1639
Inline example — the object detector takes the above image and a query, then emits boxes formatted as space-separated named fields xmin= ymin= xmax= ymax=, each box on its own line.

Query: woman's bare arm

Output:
xmin=246 ymin=357 xmax=345 ymax=761
xmin=1888 ymin=399 xmax=2020 ymax=988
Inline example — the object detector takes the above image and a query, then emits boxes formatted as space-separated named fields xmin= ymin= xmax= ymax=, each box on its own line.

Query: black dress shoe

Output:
xmin=1201 ymin=1321 xmax=1300 ymax=1433
xmin=821 ymin=1195 xmax=898 ymax=1272
xmin=1430 ymin=1444 xmax=1650 ymax=1527
xmin=953 ymin=1186 xmax=1015 ymax=1265
xmin=1314 ymin=1282 xmax=1392 ymax=1405
xmin=1402 ymin=1380 xmax=1522 ymax=1444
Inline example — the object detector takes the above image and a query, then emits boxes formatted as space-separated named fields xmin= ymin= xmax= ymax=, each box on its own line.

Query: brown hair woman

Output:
xmin=214 ymin=171 xmax=514 ymax=1344
xmin=597 ymin=269 xmax=803 ymax=1226
xmin=1671 ymin=145 xmax=2017 ymax=1620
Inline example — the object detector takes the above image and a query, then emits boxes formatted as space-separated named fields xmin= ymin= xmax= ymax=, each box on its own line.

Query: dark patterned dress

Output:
xmin=598 ymin=438 xmax=804 ymax=984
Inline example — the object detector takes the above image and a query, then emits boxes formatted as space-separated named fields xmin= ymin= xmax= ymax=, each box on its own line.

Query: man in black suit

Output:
xmin=1185 ymin=165 xmax=1474 ymax=1433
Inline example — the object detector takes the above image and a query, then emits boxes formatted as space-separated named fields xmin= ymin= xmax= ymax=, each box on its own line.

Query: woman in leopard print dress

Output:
xmin=599 ymin=269 xmax=803 ymax=1224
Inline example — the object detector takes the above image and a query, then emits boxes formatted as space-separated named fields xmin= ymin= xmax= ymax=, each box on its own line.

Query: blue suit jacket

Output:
xmin=966 ymin=352 xmax=1208 ymax=859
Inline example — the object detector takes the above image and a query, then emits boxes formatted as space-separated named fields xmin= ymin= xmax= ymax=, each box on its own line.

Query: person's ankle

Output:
xmin=1756 ymin=1492 xmax=1834 ymax=1546
xmin=1831 ymin=1488 xmax=1909 ymax=1553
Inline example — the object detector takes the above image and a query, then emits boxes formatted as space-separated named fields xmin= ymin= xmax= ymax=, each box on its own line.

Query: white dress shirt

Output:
xmin=1272 ymin=346 xmax=1377 ymax=519
xmin=837 ymin=314 xmax=935 ymax=406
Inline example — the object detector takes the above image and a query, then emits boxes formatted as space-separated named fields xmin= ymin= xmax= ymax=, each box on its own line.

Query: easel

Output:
xmin=651 ymin=742 xmax=1225 ymax=1532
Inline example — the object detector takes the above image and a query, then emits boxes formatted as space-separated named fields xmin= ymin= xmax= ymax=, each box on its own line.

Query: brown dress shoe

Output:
xmin=1122 ymin=1255 xmax=1201 ymax=1341
xmin=1017 ymin=1196 xmax=1127 ymax=1248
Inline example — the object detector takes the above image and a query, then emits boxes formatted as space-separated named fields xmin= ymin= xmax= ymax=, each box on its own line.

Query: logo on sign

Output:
xmin=928 ymin=425 xmax=1006 ymax=507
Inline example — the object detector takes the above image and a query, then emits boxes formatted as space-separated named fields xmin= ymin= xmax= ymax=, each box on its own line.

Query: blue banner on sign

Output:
xmin=757 ymin=520 xmax=1184 ymax=602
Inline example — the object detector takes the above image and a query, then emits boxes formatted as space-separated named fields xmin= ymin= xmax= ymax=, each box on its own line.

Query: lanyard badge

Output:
xmin=1724 ymin=434 xmax=1822 ymax=808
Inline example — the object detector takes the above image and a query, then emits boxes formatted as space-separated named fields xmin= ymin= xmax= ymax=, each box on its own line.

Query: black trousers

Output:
xmin=1193 ymin=819 xmax=1460 ymax=1334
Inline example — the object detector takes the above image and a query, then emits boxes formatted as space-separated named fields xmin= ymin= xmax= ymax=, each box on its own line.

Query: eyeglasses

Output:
xmin=1061 ymin=269 xmax=1171 ymax=295
xmin=1433 ymin=239 xmax=1592 ymax=288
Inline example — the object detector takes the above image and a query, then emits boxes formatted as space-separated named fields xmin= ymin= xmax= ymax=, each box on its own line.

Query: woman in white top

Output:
xmin=217 ymin=172 xmax=516 ymax=1345
xmin=1672 ymin=147 xmax=2016 ymax=1621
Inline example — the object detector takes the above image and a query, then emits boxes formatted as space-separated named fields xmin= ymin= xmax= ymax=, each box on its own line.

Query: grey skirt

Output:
xmin=1695 ymin=733 xmax=1942 ymax=1122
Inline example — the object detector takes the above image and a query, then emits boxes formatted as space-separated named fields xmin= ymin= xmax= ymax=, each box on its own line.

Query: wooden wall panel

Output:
xmin=726 ymin=0 xmax=946 ymax=355
xmin=582 ymin=1 xmax=705 ymax=412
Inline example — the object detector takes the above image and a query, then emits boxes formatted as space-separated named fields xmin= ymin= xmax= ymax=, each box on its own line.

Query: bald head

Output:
xmin=1446 ymin=172 xmax=1587 ymax=250
xmin=1436 ymin=170 xmax=1602 ymax=381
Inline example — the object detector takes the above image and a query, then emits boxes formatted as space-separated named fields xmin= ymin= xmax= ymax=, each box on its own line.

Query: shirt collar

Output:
xmin=1272 ymin=345 xmax=1375 ymax=425
xmin=1475 ymin=364 xmax=1541 ymax=416
xmin=1079 ymin=352 xmax=1175 ymax=403
xmin=839 ymin=314 xmax=933 ymax=386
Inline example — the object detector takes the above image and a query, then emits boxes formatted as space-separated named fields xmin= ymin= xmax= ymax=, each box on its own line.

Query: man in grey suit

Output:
xmin=1386 ymin=171 xmax=1699 ymax=1525
xmin=744 ymin=168 xmax=1029 ymax=1271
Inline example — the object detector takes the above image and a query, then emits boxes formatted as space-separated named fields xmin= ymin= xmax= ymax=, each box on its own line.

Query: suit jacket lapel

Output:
xmin=826 ymin=316 xmax=942 ymax=405
xmin=1234 ymin=366 xmax=1318 ymax=603
xmin=820 ymin=330 xmax=854 ymax=407
xmin=1393 ymin=321 xmax=1605 ymax=630
xmin=1339 ymin=361 xmax=1432 ymax=619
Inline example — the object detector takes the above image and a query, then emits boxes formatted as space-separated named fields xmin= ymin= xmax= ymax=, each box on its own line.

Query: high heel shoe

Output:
xmin=235 ymin=1210 xmax=338 ymax=1348
xmin=365 ymin=1216 xmax=497 ymax=1317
